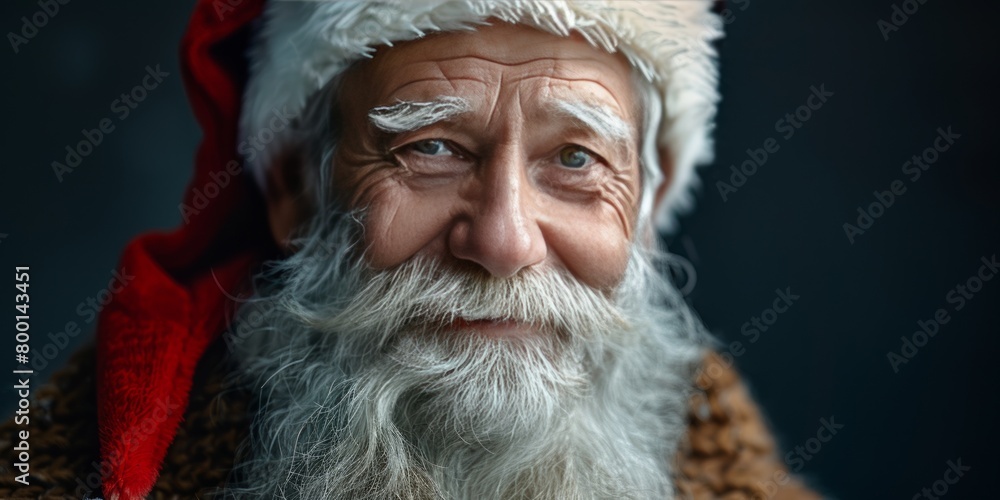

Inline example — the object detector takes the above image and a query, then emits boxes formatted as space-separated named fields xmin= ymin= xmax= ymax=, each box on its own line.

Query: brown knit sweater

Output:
xmin=0 ymin=342 xmax=820 ymax=499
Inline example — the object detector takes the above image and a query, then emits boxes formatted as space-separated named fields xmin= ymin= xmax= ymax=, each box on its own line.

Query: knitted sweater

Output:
xmin=0 ymin=342 xmax=820 ymax=499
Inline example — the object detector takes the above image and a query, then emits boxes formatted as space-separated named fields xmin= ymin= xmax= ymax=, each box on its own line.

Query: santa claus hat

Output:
xmin=241 ymin=0 xmax=723 ymax=230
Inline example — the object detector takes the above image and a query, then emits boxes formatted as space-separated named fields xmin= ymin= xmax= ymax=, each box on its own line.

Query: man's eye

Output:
xmin=558 ymin=145 xmax=594 ymax=169
xmin=410 ymin=139 xmax=453 ymax=156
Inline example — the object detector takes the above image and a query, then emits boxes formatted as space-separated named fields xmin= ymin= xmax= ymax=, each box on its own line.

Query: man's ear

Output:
xmin=263 ymin=149 xmax=309 ymax=251
xmin=651 ymin=146 xmax=675 ymax=218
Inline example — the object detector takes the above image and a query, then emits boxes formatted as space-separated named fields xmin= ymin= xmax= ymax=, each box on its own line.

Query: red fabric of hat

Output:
xmin=94 ymin=0 xmax=271 ymax=498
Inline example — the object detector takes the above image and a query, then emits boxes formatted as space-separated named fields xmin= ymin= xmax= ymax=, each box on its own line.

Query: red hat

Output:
xmin=94 ymin=1 xmax=272 ymax=497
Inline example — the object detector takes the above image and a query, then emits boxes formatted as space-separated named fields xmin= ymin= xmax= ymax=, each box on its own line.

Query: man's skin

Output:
xmin=268 ymin=23 xmax=648 ymax=338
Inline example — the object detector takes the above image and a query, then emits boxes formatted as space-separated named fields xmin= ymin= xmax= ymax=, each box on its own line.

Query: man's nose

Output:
xmin=448 ymin=153 xmax=546 ymax=278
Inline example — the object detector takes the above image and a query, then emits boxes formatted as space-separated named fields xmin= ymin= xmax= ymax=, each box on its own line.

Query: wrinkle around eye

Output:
xmin=533 ymin=153 xmax=638 ymax=231
xmin=534 ymin=159 xmax=609 ymax=201
xmin=346 ymin=161 xmax=401 ymax=210
xmin=604 ymin=171 xmax=638 ymax=239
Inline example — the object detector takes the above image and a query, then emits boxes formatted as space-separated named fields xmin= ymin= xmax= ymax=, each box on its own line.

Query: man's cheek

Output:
xmin=604 ymin=172 xmax=641 ymax=239
xmin=362 ymin=191 xmax=455 ymax=269
xmin=543 ymin=209 xmax=632 ymax=290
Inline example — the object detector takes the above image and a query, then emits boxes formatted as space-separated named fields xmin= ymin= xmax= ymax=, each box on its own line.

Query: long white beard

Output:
xmin=223 ymin=210 xmax=708 ymax=499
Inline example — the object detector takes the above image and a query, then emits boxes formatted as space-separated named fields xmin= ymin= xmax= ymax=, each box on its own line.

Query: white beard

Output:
xmin=223 ymin=210 xmax=707 ymax=499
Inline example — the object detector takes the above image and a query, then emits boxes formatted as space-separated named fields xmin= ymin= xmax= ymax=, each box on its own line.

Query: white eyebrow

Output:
xmin=547 ymin=98 xmax=633 ymax=142
xmin=367 ymin=96 xmax=470 ymax=133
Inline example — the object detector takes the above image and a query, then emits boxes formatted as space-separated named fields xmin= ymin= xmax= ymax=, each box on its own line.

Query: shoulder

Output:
xmin=0 ymin=343 xmax=101 ymax=498
xmin=0 ymin=340 xmax=250 ymax=499
xmin=673 ymin=351 xmax=825 ymax=499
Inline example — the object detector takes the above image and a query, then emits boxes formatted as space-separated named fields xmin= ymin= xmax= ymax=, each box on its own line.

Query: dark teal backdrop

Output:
xmin=3 ymin=1 xmax=998 ymax=498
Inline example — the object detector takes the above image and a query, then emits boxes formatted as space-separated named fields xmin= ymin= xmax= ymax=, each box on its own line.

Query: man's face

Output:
xmin=233 ymin=19 xmax=704 ymax=500
xmin=333 ymin=22 xmax=644 ymax=304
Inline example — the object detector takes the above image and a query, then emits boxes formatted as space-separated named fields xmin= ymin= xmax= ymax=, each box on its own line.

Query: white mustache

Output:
xmin=302 ymin=256 xmax=631 ymax=352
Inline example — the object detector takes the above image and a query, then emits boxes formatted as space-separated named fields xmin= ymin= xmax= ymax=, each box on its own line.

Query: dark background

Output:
xmin=2 ymin=1 xmax=998 ymax=498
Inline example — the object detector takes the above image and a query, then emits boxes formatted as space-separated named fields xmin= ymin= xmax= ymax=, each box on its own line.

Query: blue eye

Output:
xmin=559 ymin=146 xmax=592 ymax=169
xmin=411 ymin=139 xmax=451 ymax=156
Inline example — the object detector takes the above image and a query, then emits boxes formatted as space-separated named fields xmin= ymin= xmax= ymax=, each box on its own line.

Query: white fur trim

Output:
xmin=241 ymin=0 xmax=722 ymax=231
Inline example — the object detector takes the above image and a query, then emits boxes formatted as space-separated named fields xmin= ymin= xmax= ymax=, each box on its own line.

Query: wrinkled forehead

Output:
xmin=350 ymin=21 xmax=640 ymax=124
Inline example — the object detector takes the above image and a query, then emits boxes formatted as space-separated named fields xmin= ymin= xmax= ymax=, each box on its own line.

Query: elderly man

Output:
xmin=2 ymin=1 xmax=822 ymax=499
